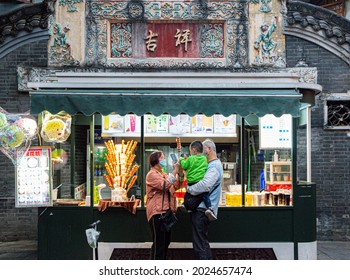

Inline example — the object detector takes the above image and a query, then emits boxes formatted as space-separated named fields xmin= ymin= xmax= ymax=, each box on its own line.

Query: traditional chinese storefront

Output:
xmin=21 ymin=0 xmax=321 ymax=259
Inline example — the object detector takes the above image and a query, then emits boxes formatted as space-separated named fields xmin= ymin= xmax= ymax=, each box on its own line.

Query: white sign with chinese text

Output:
xmin=259 ymin=114 xmax=292 ymax=149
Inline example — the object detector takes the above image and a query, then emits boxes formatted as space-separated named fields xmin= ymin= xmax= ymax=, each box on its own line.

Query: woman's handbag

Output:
xmin=159 ymin=181 xmax=178 ymax=232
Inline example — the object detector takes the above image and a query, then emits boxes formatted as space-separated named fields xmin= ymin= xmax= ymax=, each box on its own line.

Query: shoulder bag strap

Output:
xmin=208 ymin=182 xmax=220 ymax=195
xmin=161 ymin=180 xmax=166 ymax=211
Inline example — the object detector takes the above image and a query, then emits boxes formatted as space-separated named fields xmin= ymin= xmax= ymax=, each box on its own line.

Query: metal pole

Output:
xmin=306 ymin=105 xmax=312 ymax=182
xmin=240 ymin=117 xmax=245 ymax=206
xmin=292 ymin=117 xmax=298 ymax=260
xmin=90 ymin=115 xmax=95 ymax=208
xmin=70 ymin=117 xmax=76 ymax=197
xmin=140 ymin=115 xmax=145 ymax=207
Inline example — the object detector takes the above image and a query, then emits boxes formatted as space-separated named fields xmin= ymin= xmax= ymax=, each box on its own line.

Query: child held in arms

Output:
xmin=178 ymin=140 xmax=217 ymax=221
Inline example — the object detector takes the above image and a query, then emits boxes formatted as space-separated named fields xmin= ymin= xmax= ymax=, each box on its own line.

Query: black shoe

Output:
xmin=178 ymin=204 xmax=187 ymax=212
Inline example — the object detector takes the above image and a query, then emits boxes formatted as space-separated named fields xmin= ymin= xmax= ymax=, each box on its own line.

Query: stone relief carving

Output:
xmin=110 ymin=23 xmax=132 ymax=58
xmin=249 ymin=0 xmax=272 ymax=13
xmin=59 ymin=0 xmax=83 ymax=13
xmin=200 ymin=23 xmax=224 ymax=58
xmin=254 ymin=19 xmax=277 ymax=63
xmin=48 ymin=23 xmax=80 ymax=66
xmin=86 ymin=0 xmax=249 ymax=69
xmin=17 ymin=66 xmax=57 ymax=91
xmin=127 ymin=0 xmax=145 ymax=20
xmin=288 ymin=67 xmax=317 ymax=84
xmin=278 ymin=0 xmax=287 ymax=15
xmin=253 ymin=17 xmax=285 ymax=67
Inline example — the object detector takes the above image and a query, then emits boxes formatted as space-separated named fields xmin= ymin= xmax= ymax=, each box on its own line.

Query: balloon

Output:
xmin=0 ymin=124 xmax=25 ymax=148
xmin=40 ymin=111 xmax=72 ymax=143
xmin=0 ymin=137 xmax=31 ymax=166
xmin=14 ymin=117 xmax=38 ymax=139
xmin=51 ymin=148 xmax=68 ymax=170
xmin=0 ymin=112 xmax=7 ymax=128
xmin=0 ymin=107 xmax=38 ymax=165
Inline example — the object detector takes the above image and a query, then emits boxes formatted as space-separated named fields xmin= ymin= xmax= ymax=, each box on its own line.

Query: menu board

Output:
xmin=145 ymin=114 xmax=169 ymax=133
xmin=100 ymin=113 xmax=237 ymax=137
xmin=169 ymin=115 xmax=191 ymax=134
xmin=102 ymin=114 xmax=141 ymax=136
xmin=124 ymin=114 xmax=141 ymax=134
xmin=191 ymin=115 xmax=213 ymax=134
xmin=259 ymin=114 xmax=292 ymax=149
xmin=214 ymin=114 xmax=236 ymax=134
xmin=15 ymin=147 xmax=52 ymax=207
xmin=102 ymin=114 xmax=124 ymax=135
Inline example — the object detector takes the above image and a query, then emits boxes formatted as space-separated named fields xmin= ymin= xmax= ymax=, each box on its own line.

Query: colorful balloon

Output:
xmin=0 ymin=125 xmax=25 ymax=148
xmin=0 ymin=107 xmax=38 ymax=165
xmin=0 ymin=112 xmax=7 ymax=128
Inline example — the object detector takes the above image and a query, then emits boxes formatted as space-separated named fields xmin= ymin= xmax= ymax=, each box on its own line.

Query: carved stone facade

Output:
xmin=44 ymin=0 xmax=289 ymax=69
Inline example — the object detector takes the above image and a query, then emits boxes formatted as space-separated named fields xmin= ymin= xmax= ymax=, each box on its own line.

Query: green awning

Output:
xmin=30 ymin=89 xmax=302 ymax=117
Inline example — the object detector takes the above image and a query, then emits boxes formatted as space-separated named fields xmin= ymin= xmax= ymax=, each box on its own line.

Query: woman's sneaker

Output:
xmin=205 ymin=209 xmax=217 ymax=221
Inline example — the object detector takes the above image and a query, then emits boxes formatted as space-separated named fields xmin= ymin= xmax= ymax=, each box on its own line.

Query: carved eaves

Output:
xmin=0 ymin=0 xmax=56 ymax=58
xmin=284 ymin=0 xmax=350 ymax=65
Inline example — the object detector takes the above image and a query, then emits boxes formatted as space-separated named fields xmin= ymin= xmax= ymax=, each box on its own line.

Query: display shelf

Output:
xmin=264 ymin=161 xmax=292 ymax=184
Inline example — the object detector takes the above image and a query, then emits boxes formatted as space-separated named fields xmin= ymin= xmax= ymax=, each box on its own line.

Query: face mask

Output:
xmin=159 ymin=159 xmax=166 ymax=167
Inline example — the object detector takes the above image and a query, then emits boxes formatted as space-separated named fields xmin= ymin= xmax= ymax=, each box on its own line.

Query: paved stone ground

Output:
xmin=1 ymin=240 xmax=350 ymax=260
xmin=0 ymin=240 xmax=37 ymax=260
xmin=317 ymin=241 xmax=350 ymax=260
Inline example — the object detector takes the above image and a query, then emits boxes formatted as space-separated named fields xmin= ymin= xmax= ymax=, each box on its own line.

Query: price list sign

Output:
xmin=15 ymin=147 xmax=52 ymax=207
xmin=259 ymin=114 xmax=292 ymax=149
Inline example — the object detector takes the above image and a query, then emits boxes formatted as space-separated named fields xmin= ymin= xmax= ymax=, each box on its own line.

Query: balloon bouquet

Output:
xmin=40 ymin=111 xmax=72 ymax=169
xmin=0 ymin=108 xmax=72 ymax=166
xmin=0 ymin=107 xmax=38 ymax=165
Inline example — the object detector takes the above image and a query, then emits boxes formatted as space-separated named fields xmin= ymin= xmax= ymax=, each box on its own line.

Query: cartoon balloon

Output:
xmin=40 ymin=111 xmax=72 ymax=143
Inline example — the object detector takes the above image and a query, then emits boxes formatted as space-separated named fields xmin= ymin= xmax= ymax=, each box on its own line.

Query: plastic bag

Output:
xmin=85 ymin=228 xmax=100 ymax=249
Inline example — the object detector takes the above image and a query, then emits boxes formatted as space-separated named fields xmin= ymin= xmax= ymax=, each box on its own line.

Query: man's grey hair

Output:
xmin=203 ymin=138 xmax=216 ymax=152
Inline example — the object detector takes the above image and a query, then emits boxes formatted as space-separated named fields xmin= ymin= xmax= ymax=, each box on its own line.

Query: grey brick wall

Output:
xmin=286 ymin=36 xmax=350 ymax=241
xmin=0 ymin=39 xmax=48 ymax=241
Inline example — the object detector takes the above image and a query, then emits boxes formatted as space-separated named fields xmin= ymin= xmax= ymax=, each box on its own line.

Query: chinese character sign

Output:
xmin=175 ymin=29 xmax=192 ymax=51
xmin=144 ymin=23 xmax=199 ymax=57
xmin=145 ymin=30 xmax=158 ymax=52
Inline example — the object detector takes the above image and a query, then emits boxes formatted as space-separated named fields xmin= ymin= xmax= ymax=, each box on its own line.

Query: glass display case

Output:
xmin=264 ymin=161 xmax=292 ymax=184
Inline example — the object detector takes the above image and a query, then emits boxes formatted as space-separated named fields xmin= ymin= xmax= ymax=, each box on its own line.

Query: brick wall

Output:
xmin=0 ymin=39 xmax=48 ymax=241
xmin=286 ymin=36 xmax=350 ymax=241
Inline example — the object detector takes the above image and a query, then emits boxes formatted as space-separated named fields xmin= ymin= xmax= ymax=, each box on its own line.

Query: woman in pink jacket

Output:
xmin=146 ymin=151 xmax=180 ymax=260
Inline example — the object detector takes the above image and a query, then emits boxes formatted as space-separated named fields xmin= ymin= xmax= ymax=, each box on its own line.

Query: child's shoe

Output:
xmin=205 ymin=208 xmax=217 ymax=221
